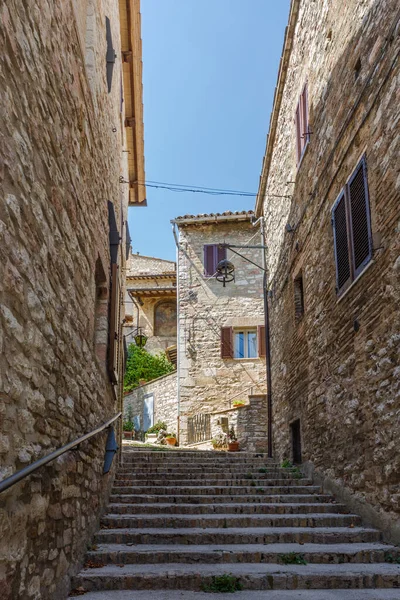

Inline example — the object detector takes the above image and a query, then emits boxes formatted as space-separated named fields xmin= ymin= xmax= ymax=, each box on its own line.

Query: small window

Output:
xmin=332 ymin=156 xmax=372 ymax=295
xmin=295 ymin=83 xmax=310 ymax=166
xmin=294 ymin=273 xmax=304 ymax=322
xmin=204 ymin=245 xmax=226 ymax=276
xmin=234 ymin=330 xmax=258 ymax=359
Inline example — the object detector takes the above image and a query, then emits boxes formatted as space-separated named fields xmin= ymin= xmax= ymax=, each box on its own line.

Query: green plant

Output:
xmin=279 ymin=553 xmax=307 ymax=565
xmin=232 ymin=399 xmax=246 ymax=407
xmin=256 ymin=487 xmax=264 ymax=493
xmin=166 ymin=432 xmax=176 ymax=439
xmin=123 ymin=420 xmax=134 ymax=432
xmin=201 ymin=574 xmax=243 ymax=593
xmin=124 ymin=345 xmax=174 ymax=392
xmin=146 ymin=421 xmax=167 ymax=434
xmin=259 ymin=467 xmax=268 ymax=473
xmin=384 ymin=552 xmax=400 ymax=564
xmin=244 ymin=472 xmax=253 ymax=479
xmin=250 ymin=480 xmax=256 ymax=487
xmin=281 ymin=459 xmax=293 ymax=469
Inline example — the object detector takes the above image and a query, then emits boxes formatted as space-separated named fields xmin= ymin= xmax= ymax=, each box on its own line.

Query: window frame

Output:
xmin=233 ymin=328 xmax=258 ymax=360
xmin=332 ymin=155 xmax=372 ymax=296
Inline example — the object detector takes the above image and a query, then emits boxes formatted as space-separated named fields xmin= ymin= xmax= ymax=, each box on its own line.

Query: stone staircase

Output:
xmin=69 ymin=449 xmax=400 ymax=599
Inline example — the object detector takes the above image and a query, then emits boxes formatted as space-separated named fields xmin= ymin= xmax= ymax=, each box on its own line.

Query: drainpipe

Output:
xmin=254 ymin=217 xmax=273 ymax=458
xmin=171 ymin=222 xmax=181 ymax=443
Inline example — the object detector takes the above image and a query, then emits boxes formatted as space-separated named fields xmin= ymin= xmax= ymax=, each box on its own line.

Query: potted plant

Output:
xmin=232 ymin=399 xmax=246 ymax=408
xmin=123 ymin=419 xmax=134 ymax=440
xmin=165 ymin=432 xmax=177 ymax=447
xmin=228 ymin=426 xmax=239 ymax=452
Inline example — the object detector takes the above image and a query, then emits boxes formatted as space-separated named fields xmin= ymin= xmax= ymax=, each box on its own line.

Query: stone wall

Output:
xmin=0 ymin=0 xmax=132 ymax=597
xmin=257 ymin=0 xmax=400 ymax=539
xmin=126 ymin=252 xmax=176 ymax=277
xmin=124 ymin=372 xmax=178 ymax=434
xmin=176 ymin=218 xmax=267 ymax=445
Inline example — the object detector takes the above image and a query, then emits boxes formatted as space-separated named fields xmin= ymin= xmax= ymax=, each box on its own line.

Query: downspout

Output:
xmin=172 ymin=222 xmax=181 ymax=443
xmin=254 ymin=216 xmax=273 ymax=458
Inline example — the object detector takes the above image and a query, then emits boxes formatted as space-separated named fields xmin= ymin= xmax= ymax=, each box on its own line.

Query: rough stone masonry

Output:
xmin=255 ymin=0 xmax=400 ymax=541
xmin=0 ymin=0 xmax=144 ymax=598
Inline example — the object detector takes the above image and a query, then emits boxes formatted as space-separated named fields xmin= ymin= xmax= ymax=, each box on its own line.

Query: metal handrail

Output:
xmin=0 ymin=412 xmax=122 ymax=495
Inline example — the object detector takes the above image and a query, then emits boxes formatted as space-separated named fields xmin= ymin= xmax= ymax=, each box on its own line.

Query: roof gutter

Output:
xmin=255 ymin=0 xmax=300 ymax=217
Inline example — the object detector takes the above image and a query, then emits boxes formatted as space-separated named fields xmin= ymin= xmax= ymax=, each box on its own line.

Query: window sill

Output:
xmin=336 ymin=259 xmax=374 ymax=303
xmin=232 ymin=357 xmax=261 ymax=362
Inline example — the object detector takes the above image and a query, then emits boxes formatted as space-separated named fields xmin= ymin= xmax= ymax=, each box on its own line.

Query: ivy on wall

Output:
xmin=124 ymin=345 xmax=175 ymax=392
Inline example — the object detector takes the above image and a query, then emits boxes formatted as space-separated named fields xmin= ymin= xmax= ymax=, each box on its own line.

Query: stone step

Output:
xmin=86 ymin=542 xmax=399 ymax=565
xmin=115 ymin=474 xmax=307 ymax=483
xmin=94 ymin=526 xmax=381 ymax=545
xmin=117 ymin=467 xmax=294 ymax=475
xmin=107 ymin=502 xmax=346 ymax=515
xmin=109 ymin=493 xmax=334 ymax=505
xmin=100 ymin=513 xmax=361 ymax=530
xmin=122 ymin=456 xmax=278 ymax=465
xmin=111 ymin=485 xmax=321 ymax=495
xmin=68 ymin=590 xmax=400 ymax=600
xmin=122 ymin=451 xmax=274 ymax=459
xmin=71 ymin=562 xmax=400 ymax=592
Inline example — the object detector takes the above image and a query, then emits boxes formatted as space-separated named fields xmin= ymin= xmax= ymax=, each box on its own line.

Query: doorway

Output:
xmin=290 ymin=419 xmax=302 ymax=464
xmin=143 ymin=394 xmax=154 ymax=432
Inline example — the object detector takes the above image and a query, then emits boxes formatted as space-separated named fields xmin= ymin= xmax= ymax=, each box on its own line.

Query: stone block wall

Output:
xmin=124 ymin=372 xmax=178 ymax=435
xmin=0 ymin=0 xmax=131 ymax=597
xmin=257 ymin=0 xmax=400 ymax=539
xmin=176 ymin=219 xmax=267 ymax=445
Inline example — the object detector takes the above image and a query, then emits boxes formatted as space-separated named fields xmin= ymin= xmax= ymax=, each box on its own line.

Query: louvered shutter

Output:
xmin=106 ymin=17 xmax=116 ymax=93
xmin=125 ymin=221 xmax=131 ymax=260
xmin=301 ymin=84 xmax=308 ymax=148
xmin=294 ymin=275 xmax=304 ymax=321
xmin=295 ymin=103 xmax=301 ymax=164
xmin=348 ymin=158 xmax=372 ymax=277
xmin=204 ymin=245 xmax=215 ymax=276
xmin=332 ymin=193 xmax=351 ymax=293
xmin=108 ymin=201 xmax=120 ymax=264
xmin=108 ymin=263 xmax=121 ymax=384
xmin=221 ymin=327 xmax=233 ymax=358
xmin=258 ymin=325 xmax=266 ymax=358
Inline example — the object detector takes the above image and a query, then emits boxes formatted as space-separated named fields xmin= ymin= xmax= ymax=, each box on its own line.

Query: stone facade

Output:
xmin=124 ymin=252 xmax=177 ymax=355
xmin=173 ymin=213 xmax=267 ymax=446
xmin=0 ymin=1 xmax=145 ymax=598
xmin=123 ymin=372 xmax=178 ymax=435
xmin=256 ymin=0 xmax=400 ymax=539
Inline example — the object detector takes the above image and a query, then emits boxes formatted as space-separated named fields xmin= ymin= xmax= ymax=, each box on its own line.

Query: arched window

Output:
xmin=154 ymin=301 xmax=177 ymax=337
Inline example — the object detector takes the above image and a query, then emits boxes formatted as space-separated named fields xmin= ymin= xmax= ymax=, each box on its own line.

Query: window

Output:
xmin=221 ymin=326 xmax=266 ymax=359
xmin=295 ymin=83 xmax=310 ymax=166
xmin=234 ymin=330 xmax=257 ymax=359
xmin=332 ymin=156 xmax=372 ymax=295
xmin=294 ymin=273 xmax=304 ymax=322
xmin=204 ymin=244 xmax=226 ymax=276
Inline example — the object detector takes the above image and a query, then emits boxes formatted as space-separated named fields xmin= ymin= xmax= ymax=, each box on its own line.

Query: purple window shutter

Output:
xmin=301 ymin=83 xmax=309 ymax=147
xmin=204 ymin=245 xmax=215 ymax=276
xmin=348 ymin=157 xmax=372 ymax=277
xmin=332 ymin=192 xmax=351 ymax=293
xmin=295 ymin=103 xmax=301 ymax=164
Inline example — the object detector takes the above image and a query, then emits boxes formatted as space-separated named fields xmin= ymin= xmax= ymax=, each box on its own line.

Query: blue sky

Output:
xmin=128 ymin=0 xmax=290 ymax=262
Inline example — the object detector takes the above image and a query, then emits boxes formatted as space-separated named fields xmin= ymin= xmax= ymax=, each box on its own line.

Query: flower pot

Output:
xmin=228 ymin=441 xmax=239 ymax=452
xmin=123 ymin=431 xmax=133 ymax=440
xmin=145 ymin=433 xmax=157 ymax=443
xmin=165 ymin=437 xmax=177 ymax=446
xmin=139 ymin=379 xmax=147 ymax=386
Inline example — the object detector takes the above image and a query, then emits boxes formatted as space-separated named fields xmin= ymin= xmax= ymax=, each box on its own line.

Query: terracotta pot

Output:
xmin=123 ymin=431 xmax=133 ymax=440
xmin=165 ymin=437 xmax=177 ymax=446
xmin=228 ymin=441 xmax=239 ymax=452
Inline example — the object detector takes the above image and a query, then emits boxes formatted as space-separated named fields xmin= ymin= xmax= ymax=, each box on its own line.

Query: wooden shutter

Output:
xmin=301 ymin=83 xmax=308 ymax=147
xmin=108 ymin=201 xmax=120 ymax=264
xmin=125 ymin=221 xmax=131 ymax=260
xmin=294 ymin=275 xmax=304 ymax=321
xmin=106 ymin=17 xmax=116 ymax=93
xmin=332 ymin=192 xmax=351 ymax=293
xmin=108 ymin=263 xmax=121 ymax=384
xmin=295 ymin=103 xmax=301 ymax=164
xmin=204 ymin=245 xmax=215 ymax=276
xmin=348 ymin=158 xmax=372 ymax=277
xmin=221 ymin=327 xmax=233 ymax=358
xmin=258 ymin=325 xmax=266 ymax=358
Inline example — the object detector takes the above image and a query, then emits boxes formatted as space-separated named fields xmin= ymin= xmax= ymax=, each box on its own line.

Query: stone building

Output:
xmin=172 ymin=212 xmax=268 ymax=448
xmin=255 ymin=0 xmax=400 ymax=540
xmin=0 ymin=0 xmax=145 ymax=598
xmin=124 ymin=251 xmax=177 ymax=355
